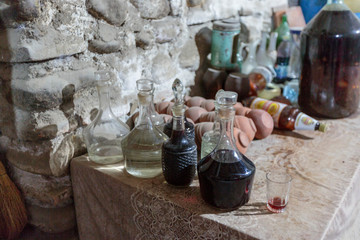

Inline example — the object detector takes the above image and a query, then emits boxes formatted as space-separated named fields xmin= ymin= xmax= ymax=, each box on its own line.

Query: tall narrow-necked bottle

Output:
xmin=299 ymin=0 xmax=360 ymax=118
xmin=163 ymin=79 xmax=195 ymax=142
xmin=275 ymin=14 xmax=291 ymax=48
xmin=198 ymin=91 xmax=256 ymax=209
xmin=162 ymin=99 xmax=197 ymax=186
xmin=83 ymin=71 xmax=130 ymax=164
xmin=122 ymin=79 xmax=168 ymax=178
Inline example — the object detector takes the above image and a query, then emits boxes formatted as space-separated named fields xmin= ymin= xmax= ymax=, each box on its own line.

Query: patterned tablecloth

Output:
xmin=71 ymin=109 xmax=360 ymax=240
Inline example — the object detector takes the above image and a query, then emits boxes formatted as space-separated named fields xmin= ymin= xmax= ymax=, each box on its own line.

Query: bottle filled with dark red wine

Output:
xmin=163 ymin=79 xmax=195 ymax=142
xmin=299 ymin=0 xmax=360 ymax=118
xmin=197 ymin=91 xmax=256 ymax=209
xmin=162 ymin=80 xmax=197 ymax=187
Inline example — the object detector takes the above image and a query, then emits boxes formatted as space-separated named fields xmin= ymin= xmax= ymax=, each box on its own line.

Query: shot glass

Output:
xmin=266 ymin=169 xmax=292 ymax=213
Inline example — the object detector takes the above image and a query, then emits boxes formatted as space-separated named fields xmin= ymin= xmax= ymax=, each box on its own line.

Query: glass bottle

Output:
xmin=273 ymin=40 xmax=291 ymax=84
xmin=162 ymin=104 xmax=197 ymax=187
xmin=149 ymin=85 xmax=165 ymax=131
xmin=200 ymin=89 xmax=224 ymax=159
xmin=197 ymin=91 xmax=256 ymax=209
xmin=256 ymin=31 xmax=273 ymax=69
xmin=121 ymin=79 xmax=169 ymax=178
xmin=267 ymin=32 xmax=278 ymax=65
xmin=163 ymin=79 xmax=195 ymax=142
xmin=275 ymin=14 xmax=291 ymax=48
xmin=240 ymin=40 xmax=260 ymax=75
xmin=299 ymin=0 xmax=360 ymax=118
xmin=83 ymin=71 xmax=130 ymax=164
xmin=243 ymin=96 xmax=326 ymax=132
xmin=287 ymin=28 xmax=302 ymax=79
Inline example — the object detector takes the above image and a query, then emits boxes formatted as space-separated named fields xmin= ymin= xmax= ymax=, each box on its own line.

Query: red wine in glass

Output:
xmin=267 ymin=196 xmax=287 ymax=213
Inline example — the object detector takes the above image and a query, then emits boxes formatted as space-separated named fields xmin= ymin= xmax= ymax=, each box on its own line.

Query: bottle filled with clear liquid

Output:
xmin=198 ymin=91 xmax=256 ymax=209
xmin=83 ymin=71 xmax=130 ymax=164
xmin=122 ymin=79 xmax=168 ymax=178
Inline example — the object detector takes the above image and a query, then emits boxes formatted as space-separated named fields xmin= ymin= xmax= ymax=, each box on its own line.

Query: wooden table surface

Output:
xmin=71 ymin=108 xmax=360 ymax=240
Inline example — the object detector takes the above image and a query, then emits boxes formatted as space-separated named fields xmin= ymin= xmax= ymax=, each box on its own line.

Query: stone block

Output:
xmin=89 ymin=39 xmax=122 ymax=53
xmin=98 ymin=22 xmax=118 ymax=42
xmin=0 ymin=25 xmax=87 ymax=63
xmin=135 ymin=30 xmax=155 ymax=50
xmin=6 ymin=132 xmax=86 ymax=177
xmin=187 ymin=0 xmax=203 ymax=7
xmin=27 ymin=203 xmax=76 ymax=233
xmin=169 ymin=0 xmax=186 ymax=16
xmin=152 ymin=17 xmax=181 ymax=43
xmin=186 ymin=0 xmax=288 ymax=26
xmin=15 ymin=0 xmax=41 ymax=21
xmin=86 ymin=0 xmax=128 ymax=27
xmin=0 ymin=100 xmax=71 ymax=141
xmin=151 ymin=53 xmax=177 ymax=84
xmin=179 ymin=38 xmax=200 ymax=70
xmin=8 ymin=163 xmax=73 ymax=208
xmin=130 ymin=0 xmax=170 ymax=19
xmin=8 ymin=67 xmax=96 ymax=111
xmin=0 ymin=3 xmax=18 ymax=28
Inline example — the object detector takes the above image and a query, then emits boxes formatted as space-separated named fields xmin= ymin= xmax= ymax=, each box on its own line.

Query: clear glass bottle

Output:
xmin=122 ymin=79 xmax=169 ymax=178
xmin=162 ymin=104 xmax=197 ymax=187
xmin=83 ymin=71 xmax=130 ymax=164
xmin=163 ymin=79 xmax=195 ymax=142
xmin=200 ymin=89 xmax=224 ymax=159
xmin=197 ymin=91 xmax=256 ymax=209
xmin=256 ymin=30 xmax=273 ymax=69
xmin=299 ymin=0 xmax=360 ymax=118
xmin=149 ymin=85 xmax=165 ymax=131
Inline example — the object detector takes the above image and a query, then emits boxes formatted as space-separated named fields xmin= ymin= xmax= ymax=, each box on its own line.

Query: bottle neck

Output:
xmin=136 ymin=93 xmax=153 ymax=129
xmin=212 ymin=104 xmax=220 ymax=131
xmin=97 ymin=85 xmax=111 ymax=112
xmin=172 ymin=115 xmax=185 ymax=131
xmin=170 ymin=105 xmax=187 ymax=142
xmin=215 ymin=107 xmax=238 ymax=151
xmin=259 ymin=32 xmax=267 ymax=51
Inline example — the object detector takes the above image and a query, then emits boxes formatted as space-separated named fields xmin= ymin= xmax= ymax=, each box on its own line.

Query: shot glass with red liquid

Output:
xmin=266 ymin=169 xmax=292 ymax=213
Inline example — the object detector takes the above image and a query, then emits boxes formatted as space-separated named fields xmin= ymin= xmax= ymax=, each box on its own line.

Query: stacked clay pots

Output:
xmin=154 ymin=96 xmax=274 ymax=155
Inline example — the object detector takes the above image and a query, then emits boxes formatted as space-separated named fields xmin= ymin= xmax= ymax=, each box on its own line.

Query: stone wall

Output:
xmin=0 ymin=0 xmax=286 ymax=235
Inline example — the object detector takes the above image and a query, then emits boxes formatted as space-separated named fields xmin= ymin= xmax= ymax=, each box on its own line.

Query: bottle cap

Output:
xmin=213 ymin=20 xmax=241 ymax=31
xmin=319 ymin=123 xmax=327 ymax=132
xmin=217 ymin=91 xmax=238 ymax=106
xmin=172 ymin=78 xmax=184 ymax=106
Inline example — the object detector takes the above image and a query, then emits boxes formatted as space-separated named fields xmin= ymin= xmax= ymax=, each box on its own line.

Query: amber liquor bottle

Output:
xmin=243 ymin=97 xmax=326 ymax=132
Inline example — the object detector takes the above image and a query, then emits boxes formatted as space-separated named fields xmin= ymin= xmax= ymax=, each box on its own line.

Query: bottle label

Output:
xmin=274 ymin=64 xmax=288 ymax=79
xmin=294 ymin=112 xmax=319 ymax=131
xmin=250 ymin=97 xmax=287 ymax=127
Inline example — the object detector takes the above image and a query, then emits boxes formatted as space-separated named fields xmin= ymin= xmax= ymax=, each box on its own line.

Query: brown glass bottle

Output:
xmin=299 ymin=0 xmax=360 ymax=118
xmin=243 ymin=97 xmax=326 ymax=131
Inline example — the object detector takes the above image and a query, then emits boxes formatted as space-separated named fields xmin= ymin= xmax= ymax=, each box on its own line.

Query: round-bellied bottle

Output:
xmin=198 ymin=91 xmax=256 ymax=209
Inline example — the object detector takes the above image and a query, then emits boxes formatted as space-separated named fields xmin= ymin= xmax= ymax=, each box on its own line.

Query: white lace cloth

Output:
xmin=71 ymin=109 xmax=360 ymax=240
